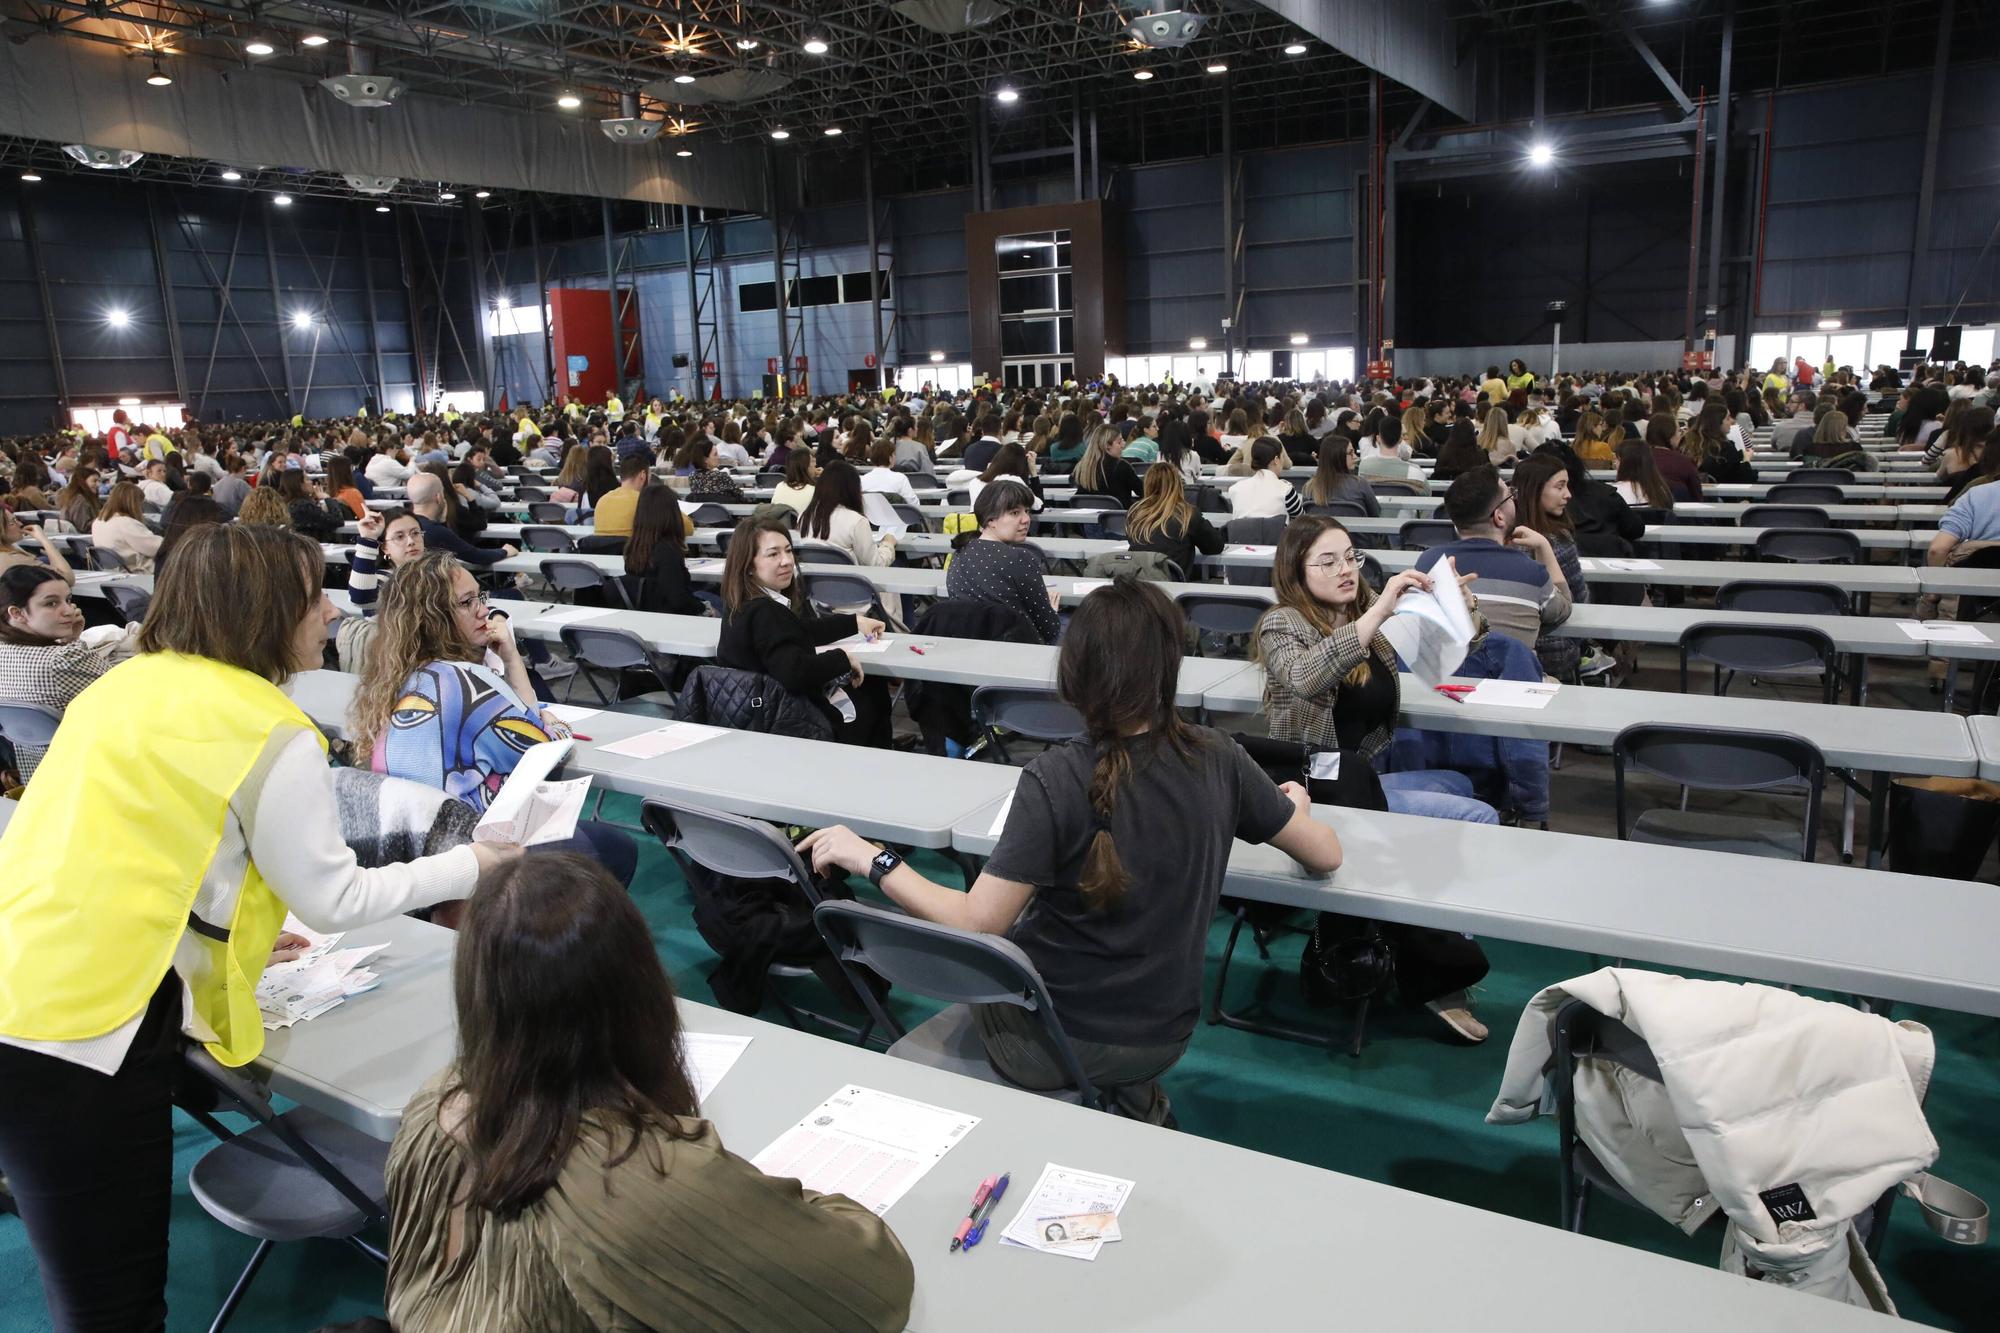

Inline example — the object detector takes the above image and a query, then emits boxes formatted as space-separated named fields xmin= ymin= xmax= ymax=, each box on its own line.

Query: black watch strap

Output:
xmin=867 ymin=849 xmax=904 ymax=886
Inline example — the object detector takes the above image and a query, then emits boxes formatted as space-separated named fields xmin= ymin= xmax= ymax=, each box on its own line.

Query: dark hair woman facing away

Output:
xmin=385 ymin=854 xmax=914 ymax=1332
xmin=800 ymin=579 xmax=1342 ymax=1122
xmin=623 ymin=483 xmax=705 ymax=616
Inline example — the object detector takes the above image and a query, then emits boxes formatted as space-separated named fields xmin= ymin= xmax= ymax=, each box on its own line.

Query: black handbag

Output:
xmin=676 ymin=664 xmax=835 ymax=741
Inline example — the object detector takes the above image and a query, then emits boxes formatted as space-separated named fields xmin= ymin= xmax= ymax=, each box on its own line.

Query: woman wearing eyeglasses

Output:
xmin=1254 ymin=515 xmax=1495 ymax=1040
xmin=348 ymin=551 xmax=638 ymax=885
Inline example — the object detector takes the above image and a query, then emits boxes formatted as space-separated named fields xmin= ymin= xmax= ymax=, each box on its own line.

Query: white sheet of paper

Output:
xmin=998 ymin=1163 xmax=1137 ymax=1261
xmin=688 ymin=558 xmax=725 ymax=576
xmin=1601 ymin=558 xmax=1663 ymax=571
xmin=1222 ymin=544 xmax=1274 ymax=555
xmin=1897 ymin=621 xmax=1990 ymax=644
xmin=986 ymin=791 xmax=1015 ymax=837
xmin=682 ymin=1031 xmax=752 ymax=1108
xmin=751 ymin=1085 xmax=980 ymax=1217
xmin=1466 ymin=679 xmax=1560 ymax=709
xmin=1066 ymin=579 xmax=1113 ymax=595
xmin=1378 ymin=557 xmax=1474 ymax=689
xmin=531 ymin=605 xmax=619 ymax=626
xmin=475 ymin=739 xmax=587 ymax=846
xmin=596 ymin=721 xmax=731 ymax=759
xmin=833 ymin=636 xmax=894 ymax=654
xmin=541 ymin=703 xmax=604 ymax=724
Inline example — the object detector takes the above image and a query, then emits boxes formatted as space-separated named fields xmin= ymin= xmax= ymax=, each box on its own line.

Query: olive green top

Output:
xmin=386 ymin=1071 xmax=915 ymax=1333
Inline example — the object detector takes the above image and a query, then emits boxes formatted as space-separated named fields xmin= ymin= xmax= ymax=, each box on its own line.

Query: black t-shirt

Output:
xmin=983 ymin=728 xmax=1296 ymax=1045
xmin=1330 ymin=649 xmax=1397 ymax=752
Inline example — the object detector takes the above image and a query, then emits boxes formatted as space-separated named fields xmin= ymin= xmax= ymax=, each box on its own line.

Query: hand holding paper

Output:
xmin=1377 ymin=557 xmax=1476 ymax=689
xmin=475 ymin=739 xmax=591 ymax=847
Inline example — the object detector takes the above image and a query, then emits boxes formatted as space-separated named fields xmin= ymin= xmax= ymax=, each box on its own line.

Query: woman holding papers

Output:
xmin=386 ymin=854 xmax=914 ymax=1333
xmin=800 ymin=580 xmax=1343 ymax=1123
xmin=349 ymin=551 xmax=637 ymax=884
xmin=0 ymin=524 xmax=514 ymax=1332
xmin=1254 ymin=516 xmax=1494 ymax=1041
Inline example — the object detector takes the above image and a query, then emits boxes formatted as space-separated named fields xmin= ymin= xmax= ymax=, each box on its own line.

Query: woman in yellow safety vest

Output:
xmin=0 ymin=522 xmax=519 ymax=1331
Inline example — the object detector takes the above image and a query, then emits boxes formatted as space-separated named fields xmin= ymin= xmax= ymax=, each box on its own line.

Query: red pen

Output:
xmin=570 ymin=733 xmax=594 ymax=741
xmin=909 ymin=645 xmax=927 ymax=655
xmin=1434 ymin=684 xmax=1472 ymax=704
xmin=950 ymin=1175 xmax=998 ymax=1252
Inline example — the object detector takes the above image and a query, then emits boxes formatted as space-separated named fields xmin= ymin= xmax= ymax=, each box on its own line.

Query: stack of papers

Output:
xmin=1896 ymin=621 xmax=1991 ymax=645
xmin=1378 ymin=557 xmax=1474 ymax=688
xmin=475 ymin=739 xmax=589 ymax=847
xmin=257 ymin=916 xmax=388 ymax=1030
xmin=752 ymin=1085 xmax=980 ymax=1216
xmin=999 ymin=1163 xmax=1136 ymax=1261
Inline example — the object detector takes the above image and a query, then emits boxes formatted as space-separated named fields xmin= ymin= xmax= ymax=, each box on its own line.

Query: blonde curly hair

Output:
xmin=346 ymin=550 xmax=483 ymax=757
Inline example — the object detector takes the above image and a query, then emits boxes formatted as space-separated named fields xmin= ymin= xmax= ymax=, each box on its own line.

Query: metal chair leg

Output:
xmin=207 ymin=1238 xmax=275 ymax=1333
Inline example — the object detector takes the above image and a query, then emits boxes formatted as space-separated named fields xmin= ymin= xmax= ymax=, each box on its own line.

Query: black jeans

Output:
xmin=0 ymin=976 xmax=182 ymax=1333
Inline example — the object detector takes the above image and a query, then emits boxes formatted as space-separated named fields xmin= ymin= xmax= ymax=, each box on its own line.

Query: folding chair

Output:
xmin=0 ymin=701 xmax=63 ymax=750
xmin=59 ymin=536 xmax=94 ymax=567
xmin=88 ymin=547 xmax=128 ymax=572
xmin=891 ymin=502 xmax=932 ymax=534
xmin=813 ymin=899 xmax=1114 ymax=1112
xmin=514 ymin=485 xmax=552 ymax=501
xmin=804 ymin=571 xmax=900 ymax=627
xmin=1762 ymin=483 xmax=1846 ymax=506
xmin=1714 ymin=579 xmax=1848 ymax=616
xmin=539 ymin=558 xmax=631 ymax=608
xmin=686 ymin=503 xmax=735 ymax=529
xmin=1551 ymin=997 xmax=1906 ymax=1256
xmin=526 ymin=502 xmax=569 ymax=523
xmin=638 ymin=798 xmax=878 ymax=1043
xmin=1396 ymin=518 xmax=1457 ymax=551
xmin=1173 ymin=589 xmax=1271 ymax=657
xmin=558 ymin=624 xmax=676 ymax=713
xmin=1679 ymin=622 xmax=1840 ymax=704
xmin=1788 ymin=467 xmax=1857 ymax=484
xmin=180 ymin=1047 xmax=389 ymax=1333
xmin=1612 ymin=723 xmax=1825 ymax=861
xmin=103 ymin=584 xmax=152 ymax=626
xmin=794 ymin=540 xmax=856 ymax=566
xmin=1223 ymin=516 xmax=1284 ymax=587
xmin=1094 ymin=509 xmax=1128 ymax=539
xmin=970 ymin=684 xmax=1084 ymax=762
xmin=1306 ymin=500 xmax=1370 ymax=519
xmin=756 ymin=471 xmax=788 ymax=489
xmin=1195 ymin=485 xmax=1231 ymax=514
xmin=1754 ymin=526 xmax=1862 ymax=564
xmin=520 ymin=525 xmax=575 ymax=554
xmin=1738 ymin=503 xmax=1831 ymax=530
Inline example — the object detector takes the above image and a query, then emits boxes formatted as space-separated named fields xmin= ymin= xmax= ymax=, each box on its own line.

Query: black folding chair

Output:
xmin=1613 ymin=723 xmax=1825 ymax=862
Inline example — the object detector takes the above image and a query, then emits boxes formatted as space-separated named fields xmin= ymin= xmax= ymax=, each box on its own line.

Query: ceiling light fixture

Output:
xmin=1289 ymin=334 xmax=1308 ymax=346
xmin=1133 ymin=69 xmax=1154 ymax=81
xmin=995 ymin=87 xmax=1019 ymax=103
xmin=146 ymin=58 xmax=172 ymax=87
xmin=929 ymin=351 xmax=945 ymax=363
xmin=106 ymin=309 xmax=131 ymax=327
xmin=118 ymin=397 xmax=141 ymax=406
xmin=675 ymin=148 xmax=693 ymax=157
xmin=439 ymin=190 xmax=457 ymax=200
xmin=770 ymin=127 xmax=790 ymax=139
xmin=673 ymin=73 xmax=697 ymax=84
xmin=824 ymin=126 xmax=843 ymax=136
xmin=245 ymin=40 xmax=274 ymax=56
xmin=1817 ymin=312 xmax=1844 ymax=330
xmin=220 ymin=168 xmax=242 ymax=181
xmin=1189 ymin=337 xmax=1207 ymax=350
xmin=273 ymin=193 xmax=293 ymax=206
xmin=557 ymin=92 xmax=582 ymax=109
xmin=474 ymin=189 xmax=491 ymax=198
xmin=802 ymin=37 xmax=829 ymax=54
xmin=496 ymin=294 xmax=512 ymax=308
xmin=375 ymin=204 xmax=390 ymax=212
xmin=1206 ymin=61 xmax=1228 ymax=74
xmin=291 ymin=311 xmax=314 ymax=330
xmin=300 ymin=34 xmax=328 ymax=46
xmin=735 ymin=38 xmax=760 ymax=50
xmin=20 ymin=172 xmax=41 ymax=182
xmin=1527 ymin=141 xmax=1555 ymax=166
xmin=1283 ymin=42 xmax=1307 ymax=55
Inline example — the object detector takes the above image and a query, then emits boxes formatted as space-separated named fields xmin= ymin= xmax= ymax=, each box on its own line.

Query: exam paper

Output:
xmin=475 ymin=739 xmax=588 ymax=847
xmin=1222 ymin=544 xmax=1274 ymax=555
xmin=257 ymin=915 xmax=390 ymax=1030
xmin=541 ymin=703 xmax=604 ymax=725
xmin=999 ymin=1163 xmax=1136 ymax=1261
xmin=1466 ymin=679 xmax=1560 ymax=709
xmin=688 ymin=558 xmax=725 ymax=576
xmin=1378 ymin=557 xmax=1474 ymax=689
xmin=682 ymin=1031 xmax=752 ymax=1108
xmin=832 ymin=636 xmax=894 ymax=654
xmin=1599 ymin=558 xmax=1662 ymax=571
xmin=1066 ymin=579 xmax=1113 ymax=595
xmin=597 ymin=721 xmax=731 ymax=759
xmin=1897 ymin=621 xmax=1990 ymax=645
xmin=530 ymin=605 xmax=618 ymax=627
xmin=751 ymin=1085 xmax=980 ymax=1217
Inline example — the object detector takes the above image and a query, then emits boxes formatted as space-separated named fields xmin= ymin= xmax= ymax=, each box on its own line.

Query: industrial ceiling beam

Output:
xmin=1248 ymin=0 xmax=1476 ymax=120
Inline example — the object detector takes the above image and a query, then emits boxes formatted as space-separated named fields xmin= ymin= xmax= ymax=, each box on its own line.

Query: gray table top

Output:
xmin=253 ymin=916 xmax=1894 ymax=1332
xmin=1973 ymin=715 xmax=2000 ymax=781
xmin=951 ymin=802 xmax=2000 ymax=1019
xmin=1917 ymin=566 xmax=2000 ymax=597
xmin=1197 ymin=671 xmax=1976 ymax=776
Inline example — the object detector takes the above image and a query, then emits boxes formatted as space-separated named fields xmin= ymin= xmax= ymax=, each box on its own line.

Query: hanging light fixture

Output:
xmin=146 ymin=57 xmax=173 ymax=87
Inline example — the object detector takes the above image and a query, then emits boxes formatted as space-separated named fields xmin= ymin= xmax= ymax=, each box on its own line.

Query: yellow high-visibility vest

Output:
xmin=0 ymin=652 xmax=327 ymax=1066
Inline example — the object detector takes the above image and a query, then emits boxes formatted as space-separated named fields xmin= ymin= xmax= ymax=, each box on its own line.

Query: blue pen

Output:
xmin=959 ymin=1171 xmax=1011 ymax=1252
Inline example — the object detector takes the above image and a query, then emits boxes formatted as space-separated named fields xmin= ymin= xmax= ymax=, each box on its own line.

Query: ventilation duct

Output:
xmin=342 ymin=174 xmax=400 ymax=193
xmin=891 ymin=0 xmax=1010 ymax=34
xmin=648 ymin=67 xmax=793 ymax=104
xmin=320 ymin=45 xmax=405 ymax=109
xmin=62 ymin=144 xmax=144 ymax=169
xmin=601 ymin=90 xmax=663 ymax=143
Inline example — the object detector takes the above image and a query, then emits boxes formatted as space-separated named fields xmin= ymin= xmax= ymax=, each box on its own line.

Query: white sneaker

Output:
xmin=1577 ymin=648 xmax=1617 ymax=679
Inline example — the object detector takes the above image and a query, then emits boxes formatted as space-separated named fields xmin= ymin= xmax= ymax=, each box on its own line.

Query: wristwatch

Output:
xmin=867 ymin=849 xmax=905 ymax=886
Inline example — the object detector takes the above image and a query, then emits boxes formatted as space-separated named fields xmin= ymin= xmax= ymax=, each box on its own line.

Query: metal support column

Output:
xmin=529 ymin=206 xmax=554 ymax=403
xmin=144 ymin=188 xmax=189 ymax=407
xmin=1681 ymin=94 xmax=1708 ymax=353
xmin=265 ymin=219 xmax=298 ymax=416
xmin=1089 ymin=101 xmax=1100 ymax=199
xmin=1903 ymin=1 xmax=1953 ymax=353
xmin=769 ymin=150 xmax=795 ymax=395
xmin=601 ymin=198 xmax=622 ymax=403
xmin=1702 ymin=0 xmax=1734 ymax=362
xmin=682 ymin=206 xmax=706 ymax=401
xmin=18 ymin=190 xmax=68 ymax=413
xmin=863 ymin=128 xmax=887 ymax=388
xmin=467 ymin=198 xmax=495 ymax=407
xmin=358 ymin=205 xmax=388 ymax=411
xmin=1071 ymin=90 xmax=1085 ymax=202
xmin=1220 ymin=76 xmax=1236 ymax=377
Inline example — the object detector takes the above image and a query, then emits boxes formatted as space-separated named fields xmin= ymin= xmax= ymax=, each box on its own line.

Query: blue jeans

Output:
xmin=535 ymin=818 xmax=639 ymax=887
xmin=1378 ymin=769 xmax=1499 ymax=825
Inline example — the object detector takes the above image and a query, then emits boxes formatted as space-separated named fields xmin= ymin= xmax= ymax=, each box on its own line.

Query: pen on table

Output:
xmin=1434 ymin=686 xmax=1467 ymax=704
xmin=950 ymin=1175 xmax=998 ymax=1252
xmin=960 ymin=1172 xmax=1011 ymax=1253
xmin=570 ymin=733 xmax=594 ymax=742
xmin=908 ymin=645 xmax=926 ymax=655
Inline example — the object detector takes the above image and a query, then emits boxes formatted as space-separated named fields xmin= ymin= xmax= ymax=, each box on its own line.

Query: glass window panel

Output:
xmin=1960 ymin=329 xmax=1995 ymax=367
xmin=1058 ymin=273 xmax=1072 ymax=311
xmin=1000 ymin=274 xmax=1060 ymax=315
xmin=1828 ymin=333 xmax=1869 ymax=371
xmin=997 ymin=232 xmax=1063 ymax=273
xmin=795 ymin=275 xmax=839 ymax=307
xmin=1326 ymin=349 xmax=1357 ymax=384
xmin=1171 ymin=355 xmax=1198 ymax=381
xmin=1867 ymin=330 xmax=1904 ymax=370
xmin=1055 ymin=243 xmax=1072 ymax=270
xmin=739 ymin=281 xmax=776 ymax=313
xmin=1001 ymin=318 xmax=1060 ymax=357
xmin=1003 ymin=364 xmax=1021 ymax=388
xmin=1060 ymin=361 xmax=1074 ymax=384
xmin=1748 ymin=334 xmax=1788 ymax=372
xmin=840 ymin=272 xmax=876 ymax=304
xmin=1917 ymin=327 xmax=1935 ymax=357
xmin=1789 ymin=334 xmax=1826 ymax=366
xmin=1241 ymin=351 xmax=1272 ymax=381
xmin=1059 ymin=317 xmax=1073 ymax=353
xmin=1103 ymin=355 xmax=1125 ymax=382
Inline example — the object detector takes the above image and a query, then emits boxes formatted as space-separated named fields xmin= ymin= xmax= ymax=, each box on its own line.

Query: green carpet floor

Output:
xmin=4 ymin=794 xmax=1997 ymax=1331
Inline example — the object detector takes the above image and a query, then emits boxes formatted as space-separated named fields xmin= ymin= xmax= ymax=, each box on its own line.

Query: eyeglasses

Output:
xmin=1305 ymin=551 xmax=1363 ymax=572
xmin=453 ymin=591 xmax=490 ymax=613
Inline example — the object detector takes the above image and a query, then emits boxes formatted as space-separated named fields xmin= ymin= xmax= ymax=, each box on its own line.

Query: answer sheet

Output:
xmin=751 ymin=1085 xmax=981 ymax=1216
xmin=681 ymin=1031 xmax=752 ymax=1108
xmin=1896 ymin=621 xmax=1991 ymax=645
xmin=1465 ymin=680 xmax=1560 ymax=709
xmin=597 ymin=721 xmax=731 ymax=759
xmin=528 ymin=606 xmax=619 ymax=627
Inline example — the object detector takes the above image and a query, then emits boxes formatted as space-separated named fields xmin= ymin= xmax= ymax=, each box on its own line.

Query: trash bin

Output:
xmin=1887 ymin=778 xmax=2000 ymax=879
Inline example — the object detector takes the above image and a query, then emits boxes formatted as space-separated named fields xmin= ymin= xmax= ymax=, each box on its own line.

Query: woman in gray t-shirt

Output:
xmin=799 ymin=579 xmax=1343 ymax=1123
